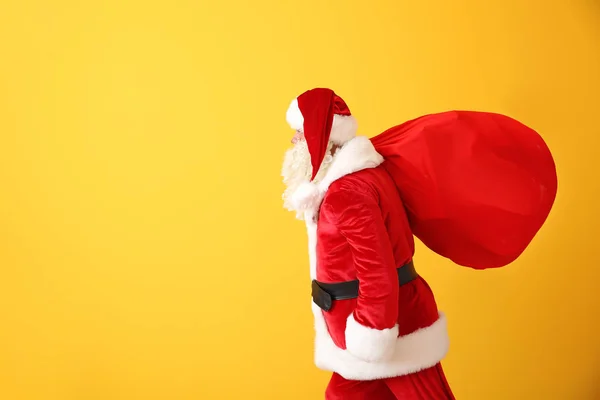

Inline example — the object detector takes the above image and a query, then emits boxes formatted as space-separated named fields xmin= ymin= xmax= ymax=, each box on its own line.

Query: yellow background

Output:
xmin=1 ymin=0 xmax=599 ymax=399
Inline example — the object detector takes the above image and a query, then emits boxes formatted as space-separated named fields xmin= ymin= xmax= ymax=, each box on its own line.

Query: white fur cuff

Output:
xmin=345 ymin=314 xmax=399 ymax=362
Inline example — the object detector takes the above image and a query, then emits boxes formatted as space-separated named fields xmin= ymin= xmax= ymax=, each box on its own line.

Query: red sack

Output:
xmin=370 ymin=111 xmax=557 ymax=269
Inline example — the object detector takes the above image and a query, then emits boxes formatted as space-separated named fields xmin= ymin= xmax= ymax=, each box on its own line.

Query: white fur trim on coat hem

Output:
xmin=345 ymin=314 xmax=399 ymax=363
xmin=312 ymin=303 xmax=449 ymax=381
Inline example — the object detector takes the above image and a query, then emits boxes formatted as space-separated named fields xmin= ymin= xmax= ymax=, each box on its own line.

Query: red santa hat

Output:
xmin=286 ymin=88 xmax=358 ymax=181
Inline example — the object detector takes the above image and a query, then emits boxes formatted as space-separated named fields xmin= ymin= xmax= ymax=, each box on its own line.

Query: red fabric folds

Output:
xmin=370 ymin=111 xmax=557 ymax=269
xmin=297 ymin=89 xmax=336 ymax=181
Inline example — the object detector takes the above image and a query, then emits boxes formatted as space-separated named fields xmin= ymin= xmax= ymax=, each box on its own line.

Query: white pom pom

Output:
xmin=290 ymin=181 xmax=322 ymax=211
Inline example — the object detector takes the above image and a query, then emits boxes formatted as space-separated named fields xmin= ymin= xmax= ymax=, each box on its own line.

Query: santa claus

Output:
xmin=281 ymin=88 xmax=556 ymax=400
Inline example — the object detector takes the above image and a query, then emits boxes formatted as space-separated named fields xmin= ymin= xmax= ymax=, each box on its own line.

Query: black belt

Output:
xmin=311 ymin=261 xmax=418 ymax=311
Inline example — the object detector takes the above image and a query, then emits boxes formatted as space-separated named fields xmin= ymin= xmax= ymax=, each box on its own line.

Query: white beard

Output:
xmin=281 ymin=140 xmax=334 ymax=219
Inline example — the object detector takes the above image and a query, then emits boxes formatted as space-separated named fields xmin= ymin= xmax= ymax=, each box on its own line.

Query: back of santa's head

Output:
xmin=285 ymin=88 xmax=358 ymax=181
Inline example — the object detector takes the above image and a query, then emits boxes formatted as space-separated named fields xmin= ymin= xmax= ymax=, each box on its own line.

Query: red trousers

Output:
xmin=325 ymin=364 xmax=455 ymax=400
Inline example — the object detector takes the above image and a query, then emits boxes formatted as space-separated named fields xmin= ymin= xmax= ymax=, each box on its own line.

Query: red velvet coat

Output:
xmin=293 ymin=136 xmax=449 ymax=381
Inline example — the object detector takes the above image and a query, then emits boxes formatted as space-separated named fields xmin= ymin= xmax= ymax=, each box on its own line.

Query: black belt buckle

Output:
xmin=311 ymin=280 xmax=333 ymax=311
xmin=310 ymin=261 xmax=417 ymax=312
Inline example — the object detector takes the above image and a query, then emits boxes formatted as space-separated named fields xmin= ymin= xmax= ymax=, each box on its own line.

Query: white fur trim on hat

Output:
xmin=286 ymin=99 xmax=304 ymax=131
xmin=290 ymin=181 xmax=323 ymax=212
xmin=330 ymin=114 xmax=358 ymax=145
xmin=285 ymin=98 xmax=358 ymax=145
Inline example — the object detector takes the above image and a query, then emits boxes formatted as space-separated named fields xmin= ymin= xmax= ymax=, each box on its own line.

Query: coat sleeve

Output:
xmin=322 ymin=187 xmax=400 ymax=362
